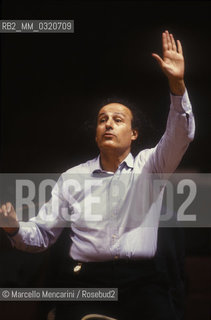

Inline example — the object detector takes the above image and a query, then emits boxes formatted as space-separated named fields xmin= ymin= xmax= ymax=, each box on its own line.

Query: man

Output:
xmin=0 ymin=31 xmax=195 ymax=319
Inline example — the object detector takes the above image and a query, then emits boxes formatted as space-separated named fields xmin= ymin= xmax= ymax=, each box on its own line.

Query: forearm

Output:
xmin=152 ymin=89 xmax=195 ymax=174
xmin=9 ymin=221 xmax=62 ymax=253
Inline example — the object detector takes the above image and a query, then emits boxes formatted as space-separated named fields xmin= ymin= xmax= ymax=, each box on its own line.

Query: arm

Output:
xmin=0 ymin=178 xmax=65 ymax=252
xmin=148 ymin=31 xmax=195 ymax=174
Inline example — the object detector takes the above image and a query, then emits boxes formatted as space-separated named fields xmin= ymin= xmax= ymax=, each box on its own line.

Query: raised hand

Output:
xmin=152 ymin=30 xmax=186 ymax=95
xmin=0 ymin=202 xmax=19 ymax=235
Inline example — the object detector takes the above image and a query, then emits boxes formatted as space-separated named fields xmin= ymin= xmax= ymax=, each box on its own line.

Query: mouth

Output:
xmin=103 ymin=133 xmax=115 ymax=137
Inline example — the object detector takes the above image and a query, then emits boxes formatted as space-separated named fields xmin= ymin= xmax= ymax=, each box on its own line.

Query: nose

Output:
xmin=105 ymin=117 xmax=113 ymax=129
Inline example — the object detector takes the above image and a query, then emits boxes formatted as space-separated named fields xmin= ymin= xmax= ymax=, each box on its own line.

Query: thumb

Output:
xmin=152 ymin=53 xmax=163 ymax=67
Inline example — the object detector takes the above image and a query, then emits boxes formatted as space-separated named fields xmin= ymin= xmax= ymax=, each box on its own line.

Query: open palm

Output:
xmin=152 ymin=30 xmax=184 ymax=81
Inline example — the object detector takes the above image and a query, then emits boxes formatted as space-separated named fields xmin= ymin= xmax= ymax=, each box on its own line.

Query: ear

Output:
xmin=131 ymin=129 xmax=138 ymax=141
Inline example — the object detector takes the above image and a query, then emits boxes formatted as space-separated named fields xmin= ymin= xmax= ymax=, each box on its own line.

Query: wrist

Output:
xmin=4 ymin=226 xmax=19 ymax=237
xmin=168 ymin=79 xmax=186 ymax=96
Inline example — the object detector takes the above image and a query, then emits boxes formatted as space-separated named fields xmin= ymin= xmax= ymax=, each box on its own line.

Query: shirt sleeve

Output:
xmin=149 ymin=89 xmax=195 ymax=174
xmin=9 ymin=175 xmax=68 ymax=253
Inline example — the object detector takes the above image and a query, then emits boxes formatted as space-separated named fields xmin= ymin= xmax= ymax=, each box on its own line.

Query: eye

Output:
xmin=99 ymin=118 xmax=106 ymax=123
xmin=115 ymin=118 xmax=122 ymax=123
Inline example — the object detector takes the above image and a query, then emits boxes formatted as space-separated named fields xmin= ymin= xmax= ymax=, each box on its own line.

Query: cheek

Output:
xmin=121 ymin=127 xmax=133 ymax=139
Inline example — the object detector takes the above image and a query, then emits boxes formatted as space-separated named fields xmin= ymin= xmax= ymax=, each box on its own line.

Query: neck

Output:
xmin=100 ymin=149 xmax=130 ymax=172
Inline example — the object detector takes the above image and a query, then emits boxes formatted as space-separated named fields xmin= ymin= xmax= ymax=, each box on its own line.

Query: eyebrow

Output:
xmin=98 ymin=112 xmax=126 ymax=118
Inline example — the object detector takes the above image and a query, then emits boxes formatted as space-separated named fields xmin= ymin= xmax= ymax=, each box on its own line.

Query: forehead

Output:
xmin=98 ymin=103 xmax=132 ymax=119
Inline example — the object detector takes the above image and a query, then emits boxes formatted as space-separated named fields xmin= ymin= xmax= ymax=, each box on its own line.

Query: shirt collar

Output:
xmin=123 ymin=152 xmax=134 ymax=169
xmin=92 ymin=152 xmax=134 ymax=174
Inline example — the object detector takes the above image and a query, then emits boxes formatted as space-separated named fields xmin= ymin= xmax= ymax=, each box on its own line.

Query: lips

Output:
xmin=103 ymin=132 xmax=115 ymax=137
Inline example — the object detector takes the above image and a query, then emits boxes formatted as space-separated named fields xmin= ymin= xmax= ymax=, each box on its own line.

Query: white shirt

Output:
xmin=11 ymin=90 xmax=195 ymax=262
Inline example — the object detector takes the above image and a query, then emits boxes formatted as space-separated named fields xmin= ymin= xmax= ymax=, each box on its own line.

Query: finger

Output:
xmin=162 ymin=32 xmax=168 ymax=56
xmin=152 ymin=53 xmax=163 ymax=67
xmin=1 ymin=205 xmax=7 ymax=217
xmin=170 ymin=33 xmax=177 ymax=51
xmin=6 ymin=202 xmax=12 ymax=213
xmin=177 ymin=39 xmax=183 ymax=55
xmin=166 ymin=30 xmax=172 ymax=50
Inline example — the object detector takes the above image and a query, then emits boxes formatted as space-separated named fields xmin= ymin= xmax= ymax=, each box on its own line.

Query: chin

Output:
xmin=100 ymin=142 xmax=117 ymax=151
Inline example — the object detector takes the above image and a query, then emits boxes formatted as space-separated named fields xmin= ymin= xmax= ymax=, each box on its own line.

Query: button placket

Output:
xmin=109 ymin=171 xmax=121 ymax=258
xmin=107 ymin=177 xmax=115 ymax=257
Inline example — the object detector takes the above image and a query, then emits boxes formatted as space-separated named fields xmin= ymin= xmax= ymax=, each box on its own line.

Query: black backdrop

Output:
xmin=0 ymin=1 xmax=211 ymax=319
xmin=1 ymin=0 xmax=211 ymax=173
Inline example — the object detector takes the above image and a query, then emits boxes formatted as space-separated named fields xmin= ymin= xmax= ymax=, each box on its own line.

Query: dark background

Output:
xmin=1 ymin=0 xmax=211 ymax=173
xmin=0 ymin=1 xmax=211 ymax=320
